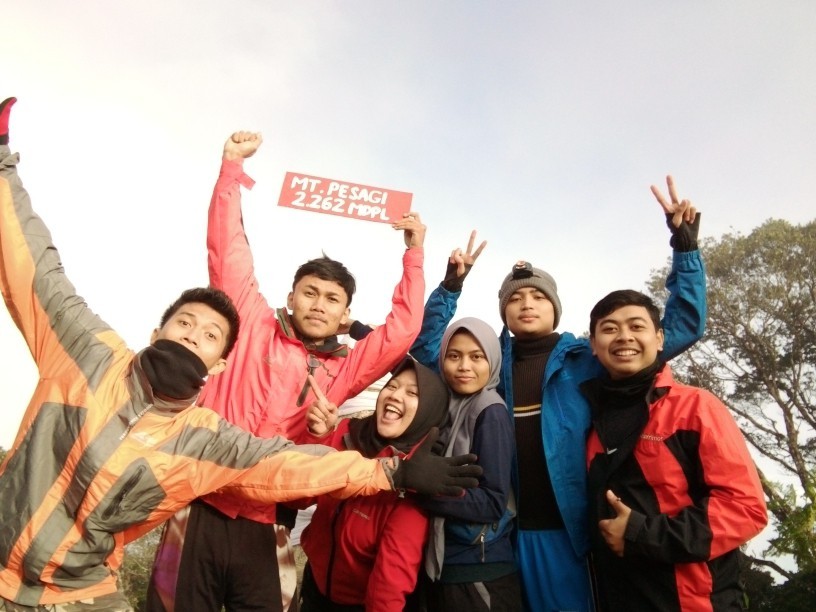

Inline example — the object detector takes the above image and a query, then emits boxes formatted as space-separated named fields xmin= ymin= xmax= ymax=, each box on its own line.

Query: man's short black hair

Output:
xmin=589 ymin=290 xmax=662 ymax=337
xmin=160 ymin=287 xmax=240 ymax=357
xmin=293 ymin=255 xmax=356 ymax=306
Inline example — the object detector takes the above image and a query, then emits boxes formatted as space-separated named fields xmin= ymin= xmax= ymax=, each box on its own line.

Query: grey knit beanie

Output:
xmin=498 ymin=261 xmax=562 ymax=329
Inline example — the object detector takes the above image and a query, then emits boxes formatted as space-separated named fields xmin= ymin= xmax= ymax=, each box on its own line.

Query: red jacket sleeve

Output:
xmin=366 ymin=500 xmax=429 ymax=612
xmin=624 ymin=388 xmax=767 ymax=563
xmin=326 ymin=247 xmax=425 ymax=405
xmin=207 ymin=158 xmax=264 ymax=315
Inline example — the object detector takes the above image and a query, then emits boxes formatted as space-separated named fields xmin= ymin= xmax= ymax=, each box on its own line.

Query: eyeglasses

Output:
xmin=296 ymin=354 xmax=334 ymax=407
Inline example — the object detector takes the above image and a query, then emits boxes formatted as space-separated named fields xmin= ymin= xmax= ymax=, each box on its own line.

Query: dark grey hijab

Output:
xmin=348 ymin=357 xmax=450 ymax=457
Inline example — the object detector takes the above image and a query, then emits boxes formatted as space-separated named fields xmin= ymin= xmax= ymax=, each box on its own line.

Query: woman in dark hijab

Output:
xmin=300 ymin=357 xmax=450 ymax=612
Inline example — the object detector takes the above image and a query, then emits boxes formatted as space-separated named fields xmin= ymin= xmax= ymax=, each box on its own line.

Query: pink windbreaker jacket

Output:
xmin=199 ymin=159 xmax=425 ymax=523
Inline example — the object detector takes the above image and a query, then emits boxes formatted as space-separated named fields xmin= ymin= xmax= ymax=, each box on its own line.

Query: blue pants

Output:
xmin=516 ymin=529 xmax=594 ymax=612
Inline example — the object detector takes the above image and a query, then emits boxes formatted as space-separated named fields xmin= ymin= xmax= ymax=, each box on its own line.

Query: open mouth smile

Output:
xmin=381 ymin=402 xmax=404 ymax=422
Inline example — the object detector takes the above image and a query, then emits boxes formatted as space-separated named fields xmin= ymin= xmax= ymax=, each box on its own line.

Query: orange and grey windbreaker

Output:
xmin=200 ymin=159 xmax=425 ymax=523
xmin=0 ymin=148 xmax=393 ymax=606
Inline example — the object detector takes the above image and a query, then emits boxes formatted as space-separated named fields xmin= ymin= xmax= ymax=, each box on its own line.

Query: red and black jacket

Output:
xmin=585 ymin=365 xmax=767 ymax=611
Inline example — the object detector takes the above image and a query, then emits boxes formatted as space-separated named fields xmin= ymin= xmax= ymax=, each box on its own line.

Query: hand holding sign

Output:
xmin=305 ymin=374 xmax=339 ymax=436
xmin=223 ymin=131 xmax=263 ymax=161
xmin=392 ymin=212 xmax=426 ymax=249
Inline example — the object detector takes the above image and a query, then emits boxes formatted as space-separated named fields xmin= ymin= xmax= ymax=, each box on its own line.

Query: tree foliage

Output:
xmin=120 ymin=527 xmax=160 ymax=611
xmin=741 ymin=560 xmax=816 ymax=611
xmin=648 ymin=218 xmax=816 ymax=577
xmin=760 ymin=570 xmax=816 ymax=610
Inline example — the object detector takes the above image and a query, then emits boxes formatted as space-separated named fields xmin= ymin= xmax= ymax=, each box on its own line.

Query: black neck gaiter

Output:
xmin=140 ymin=339 xmax=209 ymax=400
xmin=583 ymin=359 xmax=662 ymax=451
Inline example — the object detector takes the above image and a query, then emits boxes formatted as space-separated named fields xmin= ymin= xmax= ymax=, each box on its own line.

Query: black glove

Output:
xmin=665 ymin=212 xmax=701 ymax=252
xmin=440 ymin=259 xmax=473 ymax=293
xmin=391 ymin=428 xmax=483 ymax=496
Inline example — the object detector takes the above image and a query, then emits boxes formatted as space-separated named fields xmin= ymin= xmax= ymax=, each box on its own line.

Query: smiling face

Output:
xmin=590 ymin=304 xmax=665 ymax=380
xmin=287 ymin=274 xmax=351 ymax=343
xmin=503 ymin=286 xmax=556 ymax=339
xmin=150 ymin=302 xmax=230 ymax=375
xmin=442 ymin=330 xmax=491 ymax=395
xmin=375 ymin=368 xmax=419 ymax=439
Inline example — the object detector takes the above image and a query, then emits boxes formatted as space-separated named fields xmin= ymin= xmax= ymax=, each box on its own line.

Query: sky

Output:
xmin=2 ymin=2 xmax=814 ymax=572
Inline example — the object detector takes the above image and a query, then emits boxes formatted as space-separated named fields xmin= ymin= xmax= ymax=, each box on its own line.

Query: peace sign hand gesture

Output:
xmin=651 ymin=175 xmax=701 ymax=252
xmin=442 ymin=230 xmax=487 ymax=292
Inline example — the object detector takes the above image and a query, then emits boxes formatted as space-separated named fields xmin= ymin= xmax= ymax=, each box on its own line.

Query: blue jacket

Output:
xmin=411 ymin=250 xmax=706 ymax=559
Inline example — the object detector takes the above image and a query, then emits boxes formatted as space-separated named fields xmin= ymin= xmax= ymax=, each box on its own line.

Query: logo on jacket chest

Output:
xmin=351 ymin=508 xmax=371 ymax=521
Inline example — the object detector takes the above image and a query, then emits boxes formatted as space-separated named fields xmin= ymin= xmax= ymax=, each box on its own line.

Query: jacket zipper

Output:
xmin=325 ymin=500 xmax=346 ymax=600
xmin=101 ymin=465 xmax=146 ymax=520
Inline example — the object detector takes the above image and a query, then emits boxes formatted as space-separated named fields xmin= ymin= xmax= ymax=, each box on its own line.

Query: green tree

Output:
xmin=739 ymin=554 xmax=776 ymax=609
xmin=740 ymin=557 xmax=816 ymax=611
xmin=648 ymin=218 xmax=816 ymax=579
xmin=120 ymin=527 xmax=161 ymax=611
xmin=762 ymin=570 xmax=816 ymax=610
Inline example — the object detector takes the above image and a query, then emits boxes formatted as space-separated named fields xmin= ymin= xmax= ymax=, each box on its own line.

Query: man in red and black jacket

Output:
xmin=583 ymin=289 xmax=767 ymax=612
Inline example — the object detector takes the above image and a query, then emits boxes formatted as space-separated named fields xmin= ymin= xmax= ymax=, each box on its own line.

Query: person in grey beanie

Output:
xmin=409 ymin=176 xmax=707 ymax=611
xmin=497 ymin=262 xmax=562 ymax=330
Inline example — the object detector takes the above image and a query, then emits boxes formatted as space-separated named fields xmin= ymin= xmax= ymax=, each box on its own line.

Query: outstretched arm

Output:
xmin=410 ymin=231 xmax=487 ymax=370
xmin=0 ymin=98 xmax=112 ymax=377
xmin=325 ymin=213 xmax=427 ymax=404
xmin=650 ymin=176 xmax=707 ymax=360
xmin=346 ymin=230 xmax=486 ymax=350
xmin=392 ymin=210 xmax=427 ymax=249
xmin=220 ymin=426 xmax=483 ymax=502
xmin=207 ymin=131 xmax=265 ymax=313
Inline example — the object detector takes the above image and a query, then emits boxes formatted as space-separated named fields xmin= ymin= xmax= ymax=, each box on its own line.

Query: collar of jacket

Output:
xmin=645 ymin=363 xmax=674 ymax=405
xmin=581 ymin=362 xmax=673 ymax=413
xmin=276 ymin=308 xmax=349 ymax=357
xmin=131 ymin=347 xmax=201 ymax=413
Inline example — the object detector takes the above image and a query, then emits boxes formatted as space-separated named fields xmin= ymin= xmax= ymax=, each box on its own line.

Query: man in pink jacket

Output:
xmin=148 ymin=132 xmax=428 ymax=612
